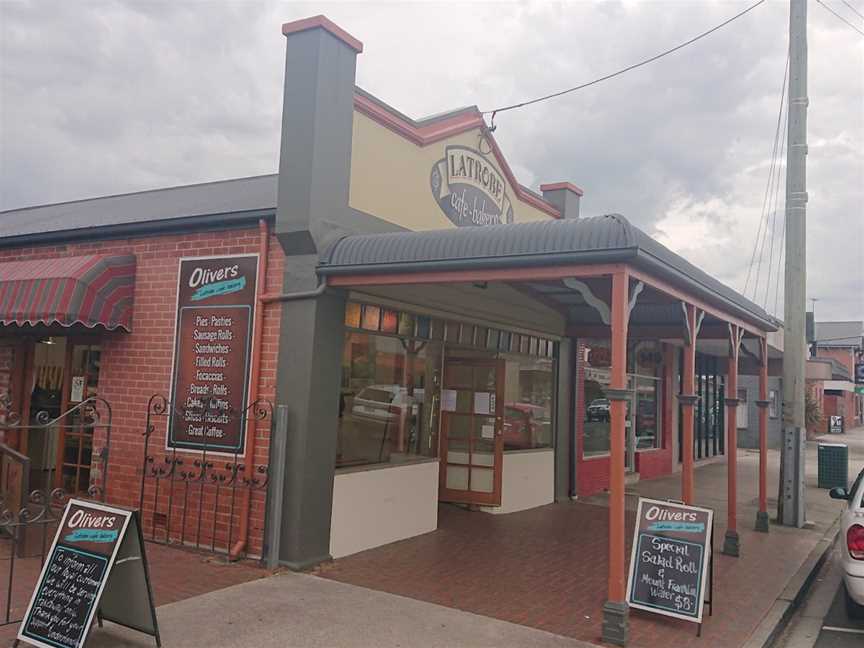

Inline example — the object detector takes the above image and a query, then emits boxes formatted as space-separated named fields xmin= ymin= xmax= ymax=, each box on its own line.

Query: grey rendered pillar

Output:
xmin=276 ymin=290 xmax=346 ymax=569
xmin=272 ymin=18 xmax=361 ymax=569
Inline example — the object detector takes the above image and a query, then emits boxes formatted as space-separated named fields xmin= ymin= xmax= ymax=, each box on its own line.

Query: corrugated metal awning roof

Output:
xmin=319 ymin=214 xmax=777 ymax=331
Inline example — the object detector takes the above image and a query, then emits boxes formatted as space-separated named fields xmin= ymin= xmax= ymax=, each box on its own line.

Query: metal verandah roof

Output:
xmin=319 ymin=214 xmax=777 ymax=332
xmin=0 ymin=254 xmax=136 ymax=331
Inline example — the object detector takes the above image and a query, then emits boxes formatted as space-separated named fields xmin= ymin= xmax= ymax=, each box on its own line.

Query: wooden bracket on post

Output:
xmin=680 ymin=302 xmax=704 ymax=347
xmin=627 ymin=281 xmax=644 ymax=320
xmin=728 ymin=323 xmax=744 ymax=359
xmin=563 ymin=278 xmax=611 ymax=325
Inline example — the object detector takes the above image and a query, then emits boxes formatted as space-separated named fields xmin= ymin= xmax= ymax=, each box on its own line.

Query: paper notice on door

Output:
xmin=442 ymin=389 xmax=457 ymax=412
xmin=474 ymin=392 xmax=492 ymax=414
xmin=481 ymin=424 xmax=495 ymax=440
xmin=70 ymin=376 xmax=85 ymax=402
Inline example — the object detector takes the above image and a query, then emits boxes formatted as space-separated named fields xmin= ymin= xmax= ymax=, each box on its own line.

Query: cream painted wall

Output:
xmin=349 ymin=111 xmax=552 ymax=230
xmin=481 ymin=449 xmax=555 ymax=515
xmin=330 ymin=460 xmax=439 ymax=559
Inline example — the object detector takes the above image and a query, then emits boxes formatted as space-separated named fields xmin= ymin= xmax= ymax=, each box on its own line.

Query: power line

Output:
xmin=841 ymin=0 xmax=864 ymax=21
xmin=817 ymin=0 xmax=864 ymax=36
xmin=481 ymin=0 xmax=768 ymax=117
xmin=744 ymin=54 xmax=789 ymax=298
xmin=773 ymin=224 xmax=785 ymax=315
xmin=763 ymin=100 xmax=788 ymax=309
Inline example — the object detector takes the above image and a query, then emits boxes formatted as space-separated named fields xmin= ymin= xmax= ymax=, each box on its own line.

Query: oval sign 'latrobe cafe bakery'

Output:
xmin=0 ymin=14 xmax=781 ymax=647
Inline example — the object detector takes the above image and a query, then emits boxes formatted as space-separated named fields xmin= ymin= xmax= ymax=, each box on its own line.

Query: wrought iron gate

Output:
xmin=0 ymin=394 xmax=112 ymax=626
xmin=138 ymin=394 xmax=271 ymax=557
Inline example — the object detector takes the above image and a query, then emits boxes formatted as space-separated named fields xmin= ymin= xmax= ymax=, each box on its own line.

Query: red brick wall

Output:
xmin=0 ymin=226 xmax=285 ymax=557
xmin=814 ymin=348 xmax=862 ymax=427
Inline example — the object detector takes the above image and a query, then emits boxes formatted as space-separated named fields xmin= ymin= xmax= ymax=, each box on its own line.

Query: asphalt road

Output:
xmin=813 ymin=571 xmax=864 ymax=648
xmin=776 ymin=547 xmax=864 ymax=648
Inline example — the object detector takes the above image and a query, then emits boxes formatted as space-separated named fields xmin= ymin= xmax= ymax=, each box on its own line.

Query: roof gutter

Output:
xmin=317 ymin=248 xmax=638 ymax=275
xmin=630 ymin=249 xmax=777 ymax=332
xmin=0 ymin=209 xmax=276 ymax=250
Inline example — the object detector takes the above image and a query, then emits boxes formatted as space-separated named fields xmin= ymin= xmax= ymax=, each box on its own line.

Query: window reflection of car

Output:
xmin=587 ymin=398 xmax=610 ymax=422
xmin=503 ymin=403 xmax=549 ymax=449
xmin=351 ymin=385 xmax=424 ymax=424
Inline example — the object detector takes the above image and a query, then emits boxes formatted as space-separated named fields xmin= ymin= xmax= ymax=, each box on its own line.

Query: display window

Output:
xmin=337 ymin=302 xmax=557 ymax=469
xmin=581 ymin=340 xmax=663 ymax=466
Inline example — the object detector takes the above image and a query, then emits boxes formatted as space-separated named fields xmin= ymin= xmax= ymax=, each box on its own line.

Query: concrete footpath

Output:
xmin=41 ymin=427 xmax=864 ymax=648
xmin=85 ymin=571 xmax=594 ymax=648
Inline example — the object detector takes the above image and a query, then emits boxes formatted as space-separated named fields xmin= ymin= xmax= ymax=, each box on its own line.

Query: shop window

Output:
xmin=338 ymin=332 xmax=442 ymax=468
xmin=361 ymin=304 xmax=381 ymax=331
xmin=583 ymin=345 xmax=612 ymax=457
xmin=380 ymin=309 xmax=398 ymax=333
xmin=634 ymin=377 xmax=661 ymax=450
xmin=344 ymin=302 xmax=361 ymax=328
xmin=500 ymin=353 xmax=554 ymax=450
xmin=338 ymin=302 xmax=560 ymax=467
xmin=737 ymin=388 xmax=749 ymax=429
xmin=582 ymin=343 xmax=662 ymax=458
xmin=398 ymin=312 xmax=414 ymax=337
xmin=769 ymin=389 xmax=779 ymax=419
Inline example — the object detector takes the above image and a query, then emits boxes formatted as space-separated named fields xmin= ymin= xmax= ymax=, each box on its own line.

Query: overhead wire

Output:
xmin=481 ymin=0 xmax=768 ymax=118
xmin=773 ymin=216 xmax=786 ymax=315
xmin=816 ymin=0 xmax=864 ymax=36
xmin=744 ymin=53 xmax=789 ymax=299
xmin=763 ymin=84 xmax=789 ymax=309
xmin=841 ymin=0 xmax=864 ymax=21
xmin=752 ymin=113 xmax=782 ymax=304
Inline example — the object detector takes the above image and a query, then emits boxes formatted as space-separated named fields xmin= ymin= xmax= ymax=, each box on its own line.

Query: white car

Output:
xmin=830 ymin=467 xmax=864 ymax=618
xmin=351 ymin=385 xmax=423 ymax=424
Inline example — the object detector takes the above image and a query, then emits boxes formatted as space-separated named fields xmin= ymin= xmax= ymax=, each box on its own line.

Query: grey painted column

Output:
xmin=276 ymin=17 xmax=362 ymax=256
xmin=272 ymin=17 xmax=362 ymax=569
xmin=277 ymin=290 xmax=346 ymax=569
xmin=554 ymin=338 xmax=573 ymax=501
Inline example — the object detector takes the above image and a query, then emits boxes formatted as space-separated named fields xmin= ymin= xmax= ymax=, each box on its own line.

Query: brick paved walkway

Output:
xmin=0 ymin=542 xmax=267 ymax=644
xmin=318 ymin=441 xmax=853 ymax=648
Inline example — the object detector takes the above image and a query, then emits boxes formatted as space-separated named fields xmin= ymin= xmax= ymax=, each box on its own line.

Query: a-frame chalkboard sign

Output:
xmin=625 ymin=497 xmax=714 ymax=634
xmin=16 ymin=499 xmax=161 ymax=648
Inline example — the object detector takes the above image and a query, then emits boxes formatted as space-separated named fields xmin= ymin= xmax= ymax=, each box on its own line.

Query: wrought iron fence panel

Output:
xmin=0 ymin=394 xmax=114 ymax=626
xmin=0 ymin=393 xmax=112 ymax=502
xmin=139 ymin=394 xmax=271 ymax=558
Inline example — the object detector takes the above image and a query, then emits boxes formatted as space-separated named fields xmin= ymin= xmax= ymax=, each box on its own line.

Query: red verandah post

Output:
xmin=755 ymin=336 xmax=770 ymax=532
xmin=723 ymin=324 xmax=743 ymax=556
xmin=680 ymin=304 xmax=699 ymax=505
xmin=602 ymin=270 xmax=630 ymax=646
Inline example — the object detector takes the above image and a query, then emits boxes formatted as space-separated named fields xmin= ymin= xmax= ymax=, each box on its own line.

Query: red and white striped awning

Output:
xmin=0 ymin=254 xmax=136 ymax=331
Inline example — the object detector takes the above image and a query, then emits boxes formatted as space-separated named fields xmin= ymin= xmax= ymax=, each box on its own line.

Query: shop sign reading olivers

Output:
xmin=430 ymin=145 xmax=514 ymax=226
xmin=167 ymin=254 xmax=258 ymax=454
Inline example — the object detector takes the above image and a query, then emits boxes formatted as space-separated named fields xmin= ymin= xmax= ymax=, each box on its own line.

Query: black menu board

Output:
xmin=17 ymin=500 xmax=160 ymax=648
xmin=626 ymin=497 xmax=713 ymax=624
xmin=168 ymin=254 xmax=259 ymax=454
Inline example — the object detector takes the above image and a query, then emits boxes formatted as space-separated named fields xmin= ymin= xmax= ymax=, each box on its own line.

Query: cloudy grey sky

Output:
xmin=1 ymin=0 xmax=862 ymax=321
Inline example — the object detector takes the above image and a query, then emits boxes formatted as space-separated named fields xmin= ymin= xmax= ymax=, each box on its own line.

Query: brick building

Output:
xmin=0 ymin=16 xmax=783 ymax=644
xmin=810 ymin=320 xmax=863 ymax=433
